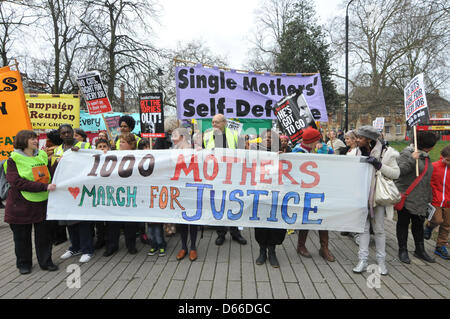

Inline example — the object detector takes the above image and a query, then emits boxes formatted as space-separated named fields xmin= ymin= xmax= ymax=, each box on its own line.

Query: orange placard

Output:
xmin=32 ymin=165 xmax=50 ymax=184
xmin=0 ymin=65 xmax=32 ymax=160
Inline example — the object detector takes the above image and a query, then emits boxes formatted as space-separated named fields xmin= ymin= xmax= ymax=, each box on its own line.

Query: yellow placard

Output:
xmin=0 ymin=66 xmax=32 ymax=160
xmin=25 ymin=94 xmax=80 ymax=130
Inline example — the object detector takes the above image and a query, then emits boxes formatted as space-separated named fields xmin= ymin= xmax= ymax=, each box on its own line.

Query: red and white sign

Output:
xmin=77 ymin=71 xmax=112 ymax=115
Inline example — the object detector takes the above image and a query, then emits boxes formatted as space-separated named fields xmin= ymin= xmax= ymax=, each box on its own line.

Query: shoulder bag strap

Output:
xmin=403 ymin=157 xmax=429 ymax=197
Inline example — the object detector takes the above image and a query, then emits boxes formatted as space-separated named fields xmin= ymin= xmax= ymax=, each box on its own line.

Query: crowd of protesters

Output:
xmin=1 ymin=113 xmax=448 ymax=277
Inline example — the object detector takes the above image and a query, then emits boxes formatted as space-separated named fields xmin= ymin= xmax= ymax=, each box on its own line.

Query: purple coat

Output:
xmin=4 ymin=158 xmax=50 ymax=224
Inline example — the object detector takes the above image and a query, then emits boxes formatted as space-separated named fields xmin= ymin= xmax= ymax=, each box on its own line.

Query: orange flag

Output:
xmin=0 ymin=65 xmax=32 ymax=160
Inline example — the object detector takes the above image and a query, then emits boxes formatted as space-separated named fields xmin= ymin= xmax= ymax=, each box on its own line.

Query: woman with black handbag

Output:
xmin=352 ymin=126 xmax=400 ymax=276
xmin=394 ymin=131 xmax=437 ymax=264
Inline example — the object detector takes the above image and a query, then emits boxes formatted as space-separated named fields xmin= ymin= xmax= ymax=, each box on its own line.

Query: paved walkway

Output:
xmin=0 ymin=209 xmax=448 ymax=299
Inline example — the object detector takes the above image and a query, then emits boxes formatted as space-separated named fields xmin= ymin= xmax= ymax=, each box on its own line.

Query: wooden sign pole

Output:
xmin=413 ymin=125 xmax=419 ymax=176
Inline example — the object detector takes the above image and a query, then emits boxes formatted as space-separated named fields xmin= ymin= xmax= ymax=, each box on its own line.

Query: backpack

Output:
xmin=0 ymin=159 xmax=10 ymax=201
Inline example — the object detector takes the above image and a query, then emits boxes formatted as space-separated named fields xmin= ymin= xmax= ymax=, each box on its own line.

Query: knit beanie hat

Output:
xmin=357 ymin=126 xmax=380 ymax=141
xmin=302 ymin=127 xmax=321 ymax=144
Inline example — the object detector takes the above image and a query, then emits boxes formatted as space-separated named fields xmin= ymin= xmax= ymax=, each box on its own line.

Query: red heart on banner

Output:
xmin=68 ymin=187 xmax=80 ymax=199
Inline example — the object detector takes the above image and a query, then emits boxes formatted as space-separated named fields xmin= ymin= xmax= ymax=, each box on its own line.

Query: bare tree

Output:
xmin=245 ymin=0 xmax=297 ymax=72
xmin=138 ymin=39 xmax=229 ymax=113
xmin=0 ymin=1 xmax=37 ymax=67
xmin=329 ymin=0 xmax=450 ymax=118
xmin=79 ymin=0 xmax=161 ymax=111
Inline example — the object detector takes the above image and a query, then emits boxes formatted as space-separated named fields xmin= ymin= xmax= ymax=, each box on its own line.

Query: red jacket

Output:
xmin=431 ymin=158 xmax=449 ymax=208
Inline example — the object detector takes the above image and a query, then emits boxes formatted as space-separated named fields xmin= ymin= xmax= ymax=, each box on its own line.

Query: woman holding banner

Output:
xmin=352 ymin=126 xmax=400 ymax=275
xmin=173 ymin=128 xmax=200 ymax=262
xmin=103 ymin=133 xmax=139 ymax=256
xmin=254 ymin=129 xmax=286 ymax=268
xmin=4 ymin=130 xmax=58 ymax=275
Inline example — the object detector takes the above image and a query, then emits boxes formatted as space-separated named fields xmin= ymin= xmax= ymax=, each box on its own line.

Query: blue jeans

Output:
xmin=147 ymin=223 xmax=166 ymax=249
xmin=68 ymin=222 xmax=94 ymax=254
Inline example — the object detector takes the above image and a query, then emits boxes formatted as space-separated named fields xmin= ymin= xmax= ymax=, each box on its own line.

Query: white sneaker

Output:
xmin=79 ymin=254 xmax=93 ymax=263
xmin=60 ymin=250 xmax=81 ymax=259
xmin=352 ymin=260 xmax=368 ymax=273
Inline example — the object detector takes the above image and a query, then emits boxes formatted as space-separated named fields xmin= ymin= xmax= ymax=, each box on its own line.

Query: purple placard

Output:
xmin=175 ymin=65 xmax=328 ymax=121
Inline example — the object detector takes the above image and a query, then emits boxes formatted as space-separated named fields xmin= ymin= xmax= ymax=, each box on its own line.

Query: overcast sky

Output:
xmin=154 ymin=0 xmax=343 ymax=69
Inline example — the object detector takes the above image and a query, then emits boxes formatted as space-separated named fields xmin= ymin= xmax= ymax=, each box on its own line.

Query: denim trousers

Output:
xmin=68 ymin=222 xmax=94 ymax=255
xmin=147 ymin=223 xmax=166 ymax=249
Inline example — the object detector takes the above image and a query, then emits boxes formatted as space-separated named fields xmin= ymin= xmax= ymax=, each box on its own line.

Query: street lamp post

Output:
xmin=345 ymin=0 xmax=356 ymax=132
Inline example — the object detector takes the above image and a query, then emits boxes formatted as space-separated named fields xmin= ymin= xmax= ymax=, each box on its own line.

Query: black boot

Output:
xmin=414 ymin=243 xmax=435 ymax=263
xmin=398 ymin=246 xmax=411 ymax=264
xmin=267 ymin=245 xmax=280 ymax=268
xmin=255 ymin=245 xmax=267 ymax=265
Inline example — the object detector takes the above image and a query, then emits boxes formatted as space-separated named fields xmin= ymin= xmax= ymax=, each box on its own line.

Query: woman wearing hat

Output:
xmin=352 ymin=125 xmax=400 ymax=275
xmin=292 ymin=126 xmax=336 ymax=262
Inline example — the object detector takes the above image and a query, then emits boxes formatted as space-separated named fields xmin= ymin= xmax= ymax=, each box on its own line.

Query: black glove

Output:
xmin=367 ymin=156 xmax=382 ymax=170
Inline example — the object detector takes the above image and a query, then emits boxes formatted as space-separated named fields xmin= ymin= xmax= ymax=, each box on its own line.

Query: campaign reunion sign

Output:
xmin=25 ymin=94 xmax=80 ymax=129
xmin=77 ymin=71 xmax=112 ymax=115
xmin=139 ymin=93 xmax=164 ymax=138
xmin=47 ymin=149 xmax=371 ymax=232
xmin=404 ymin=73 xmax=429 ymax=128
xmin=0 ymin=65 xmax=32 ymax=160
xmin=175 ymin=65 xmax=328 ymax=122
xmin=273 ymin=92 xmax=315 ymax=145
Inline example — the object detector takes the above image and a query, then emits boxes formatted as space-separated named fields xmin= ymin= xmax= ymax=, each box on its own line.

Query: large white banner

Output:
xmin=47 ymin=149 xmax=373 ymax=232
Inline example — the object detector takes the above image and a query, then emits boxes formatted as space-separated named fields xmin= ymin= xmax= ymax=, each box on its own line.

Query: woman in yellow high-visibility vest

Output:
xmin=4 ymin=130 xmax=58 ymax=275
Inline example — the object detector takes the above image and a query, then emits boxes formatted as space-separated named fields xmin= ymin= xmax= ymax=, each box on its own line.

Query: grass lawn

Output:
xmin=389 ymin=140 xmax=448 ymax=162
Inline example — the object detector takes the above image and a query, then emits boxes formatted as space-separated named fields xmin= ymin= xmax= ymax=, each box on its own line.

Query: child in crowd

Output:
xmin=424 ymin=144 xmax=450 ymax=259
xmin=92 ymin=139 xmax=110 ymax=250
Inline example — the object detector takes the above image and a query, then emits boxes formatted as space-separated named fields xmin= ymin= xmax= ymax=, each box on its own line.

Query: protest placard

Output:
xmin=47 ymin=148 xmax=371 ymax=232
xmin=372 ymin=117 xmax=384 ymax=132
xmin=175 ymin=65 xmax=328 ymax=122
xmin=76 ymin=71 xmax=112 ymax=115
xmin=404 ymin=73 xmax=429 ymax=128
xmin=25 ymin=94 xmax=80 ymax=129
xmin=139 ymin=93 xmax=164 ymax=138
xmin=226 ymin=119 xmax=243 ymax=135
xmin=273 ymin=91 xmax=315 ymax=145
xmin=104 ymin=115 xmax=121 ymax=141
xmin=79 ymin=111 xmax=140 ymax=135
xmin=0 ymin=66 xmax=32 ymax=160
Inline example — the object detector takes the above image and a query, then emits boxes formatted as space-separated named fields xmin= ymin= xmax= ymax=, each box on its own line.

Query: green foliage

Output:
xmin=389 ymin=141 xmax=447 ymax=163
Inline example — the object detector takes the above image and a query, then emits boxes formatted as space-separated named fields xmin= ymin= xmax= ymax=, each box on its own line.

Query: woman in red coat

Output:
xmin=4 ymin=130 xmax=57 ymax=275
xmin=424 ymin=144 xmax=450 ymax=259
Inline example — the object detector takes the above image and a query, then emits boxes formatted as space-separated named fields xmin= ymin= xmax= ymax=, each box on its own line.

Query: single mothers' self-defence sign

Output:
xmin=175 ymin=65 xmax=328 ymax=122
xmin=47 ymin=148 xmax=371 ymax=232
